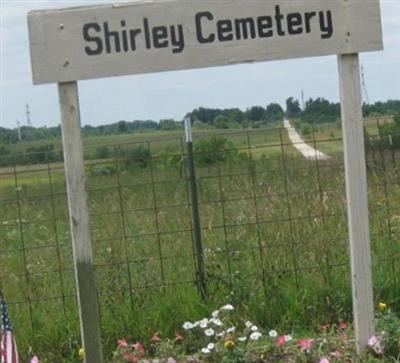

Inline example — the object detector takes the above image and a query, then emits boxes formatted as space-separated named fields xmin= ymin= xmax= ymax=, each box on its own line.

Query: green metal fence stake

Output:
xmin=184 ymin=116 xmax=207 ymax=300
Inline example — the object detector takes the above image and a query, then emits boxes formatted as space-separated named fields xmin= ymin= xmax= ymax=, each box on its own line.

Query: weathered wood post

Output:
xmin=338 ymin=54 xmax=374 ymax=353
xmin=58 ymin=81 xmax=104 ymax=363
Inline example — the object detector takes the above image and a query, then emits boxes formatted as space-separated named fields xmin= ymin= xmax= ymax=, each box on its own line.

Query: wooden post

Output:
xmin=58 ymin=81 xmax=104 ymax=363
xmin=337 ymin=54 xmax=374 ymax=354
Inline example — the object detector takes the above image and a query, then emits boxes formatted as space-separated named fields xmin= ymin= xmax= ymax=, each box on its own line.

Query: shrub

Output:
xmin=300 ymin=123 xmax=312 ymax=136
xmin=24 ymin=144 xmax=62 ymax=164
xmin=94 ymin=146 xmax=113 ymax=160
xmin=194 ymin=137 xmax=239 ymax=165
xmin=120 ymin=145 xmax=152 ymax=168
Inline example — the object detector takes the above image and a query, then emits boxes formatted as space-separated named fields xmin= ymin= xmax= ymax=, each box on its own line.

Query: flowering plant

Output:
xmin=112 ymin=302 xmax=400 ymax=362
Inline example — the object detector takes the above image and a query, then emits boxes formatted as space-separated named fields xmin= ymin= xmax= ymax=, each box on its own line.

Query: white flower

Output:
xmin=269 ymin=330 xmax=278 ymax=338
xmin=284 ymin=335 xmax=293 ymax=342
xmin=245 ymin=321 xmax=253 ymax=328
xmin=210 ymin=318 xmax=223 ymax=326
xmin=251 ymin=325 xmax=258 ymax=332
xmin=201 ymin=348 xmax=211 ymax=354
xmin=220 ymin=304 xmax=234 ymax=311
xmin=216 ymin=331 xmax=225 ymax=337
xmin=226 ymin=326 xmax=236 ymax=333
xmin=207 ymin=343 xmax=215 ymax=350
xmin=211 ymin=310 xmax=219 ymax=318
xmin=205 ymin=328 xmax=215 ymax=336
xmin=182 ymin=322 xmax=194 ymax=330
xmin=238 ymin=336 xmax=247 ymax=342
xmin=250 ymin=332 xmax=262 ymax=340
xmin=200 ymin=319 xmax=208 ymax=328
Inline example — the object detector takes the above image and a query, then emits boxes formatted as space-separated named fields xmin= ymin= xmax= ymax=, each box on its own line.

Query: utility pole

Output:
xmin=26 ymin=103 xmax=32 ymax=126
xmin=361 ymin=65 xmax=370 ymax=105
xmin=301 ymin=90 xmax=305 ymax=110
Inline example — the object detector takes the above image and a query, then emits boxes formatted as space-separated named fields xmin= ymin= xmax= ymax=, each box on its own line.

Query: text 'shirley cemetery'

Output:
xmin=28 ymin=0 xmax=383 ymax=84
xmin=83 ymin=6 xmax=333 ymax=55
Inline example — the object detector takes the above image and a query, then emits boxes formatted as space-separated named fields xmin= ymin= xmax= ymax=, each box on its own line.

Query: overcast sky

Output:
xmin=1 ymin=0 xmax=399 ymax=129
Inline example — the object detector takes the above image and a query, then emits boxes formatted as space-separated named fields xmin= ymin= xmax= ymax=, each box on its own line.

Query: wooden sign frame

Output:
xmin=28 ymin=1 xmax=383 ymax=361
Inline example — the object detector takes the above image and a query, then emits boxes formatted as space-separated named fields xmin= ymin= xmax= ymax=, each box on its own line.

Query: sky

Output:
xmin=1 ymin=0 xmax=400 ymax=129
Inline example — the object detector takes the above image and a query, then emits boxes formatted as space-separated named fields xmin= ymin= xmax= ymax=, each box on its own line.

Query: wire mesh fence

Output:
xmin=0 ymin=121 xmax=399 ymax=360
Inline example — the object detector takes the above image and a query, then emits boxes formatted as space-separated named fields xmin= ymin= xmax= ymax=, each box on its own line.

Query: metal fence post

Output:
xmin=184 ymin=116 xmax=207 ymax=299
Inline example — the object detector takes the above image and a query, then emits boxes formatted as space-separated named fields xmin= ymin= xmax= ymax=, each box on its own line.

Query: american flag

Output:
xmin=1 ymin=294 xmax=19 ymax=363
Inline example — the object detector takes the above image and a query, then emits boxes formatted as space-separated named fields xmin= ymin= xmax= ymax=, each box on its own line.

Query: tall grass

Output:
xmin=0 ymin=128 xmax=399 ymax=362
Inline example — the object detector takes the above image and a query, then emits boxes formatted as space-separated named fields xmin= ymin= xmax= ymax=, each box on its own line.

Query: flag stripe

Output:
xmin=1 ymin=297 xmax=19 ymax=363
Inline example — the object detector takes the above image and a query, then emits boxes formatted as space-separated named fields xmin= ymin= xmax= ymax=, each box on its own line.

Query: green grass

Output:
xmin=0 ymin=127 xmax=399 ymax=362
xmin=293 ymin=116 xmax=395 ymax=156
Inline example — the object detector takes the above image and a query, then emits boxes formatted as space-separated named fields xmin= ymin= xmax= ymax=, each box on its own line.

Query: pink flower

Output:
xmin=132 ymin=341 xmax=145 ymax=355
xmin=123 ymin=352 xmax=140 ymax=362
xmin=339 ymin=321 xmax=348 ymax=330
xmin=330 ymin=350 xmax=341 ymax=358
xmin=297 ymin=338 xmax=314 ymax=351
xmin=368 ymin=335 xmax=378 ymax=347
xmin=319 ymin=358 xmax=330 ymax=363
xmin=30 ymin=357 xmax=40 ymax=363
xmin=277 ymin=335 xmax=286 ymax=347
xmin=175 ymin=332 xmax=184 ymax=342
xmin=368 ymin=335 xmax=385 ymax=355
xmin=118 ymin=339 xmax=128 ymax=348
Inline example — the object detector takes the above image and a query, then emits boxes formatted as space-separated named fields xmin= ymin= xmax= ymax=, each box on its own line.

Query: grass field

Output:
xmin=0 ymin=125 xmax=399 ymax=362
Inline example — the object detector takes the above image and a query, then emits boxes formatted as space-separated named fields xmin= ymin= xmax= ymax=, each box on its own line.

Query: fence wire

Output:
xmin=0 ymin=121 xmax=399 ymax=359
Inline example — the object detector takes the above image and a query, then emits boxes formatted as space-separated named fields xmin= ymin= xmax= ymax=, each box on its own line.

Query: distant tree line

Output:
xmin=287 ymin=98 xmax=400 ymax=125
xmin=188 ymin=103 xmax=284 ymax=129
xmin=1 ymin=99 xmax=399 ymax=146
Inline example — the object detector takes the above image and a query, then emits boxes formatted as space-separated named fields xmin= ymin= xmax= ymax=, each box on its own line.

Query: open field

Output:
xmin=292 ymin=116 xmax=395 ymax=156
xmin=0 ymin=126 xmax=399 ymax=361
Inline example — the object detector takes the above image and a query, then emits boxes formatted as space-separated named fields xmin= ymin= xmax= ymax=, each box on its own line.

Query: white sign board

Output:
xmin=28 ymin=0 xmax=382 ymax=84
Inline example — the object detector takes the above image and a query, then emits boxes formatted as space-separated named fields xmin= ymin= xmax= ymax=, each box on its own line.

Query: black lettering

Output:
xmin=129 ymin=29 xmax=141 ymax=51
xmin=319 ymin=11 xmax=333 ymax=39
xmin=235 ymin=18 xmax=256 ymax=40
xmin=104 ymin=22 xmax=121 ymax=53
xmin=153 ymin=26 xmax=168 ymax=48
xmin=143 ymin=18 xmax=151 ymax=49
xmin=83 ymin=23 xmax=103 ymax=55
xmin=195 ymin=12 xmax=215 ymax=43
xmin=257 ymin=16 xmax=273 ymax=37
xmin=171 ymin=25 xmax=185 ymax=53
xmin=120 ymin=20 xmax=129 ymax=52
xmin=304 ymin=12 xmax=316 ymax=33
xmin=217 ymin=20 xmax=233 ymax=41
xmin=287 ymin=13 xmax=303 ymax=35
xmin=274 ymin=5 xmax=285 ymax=36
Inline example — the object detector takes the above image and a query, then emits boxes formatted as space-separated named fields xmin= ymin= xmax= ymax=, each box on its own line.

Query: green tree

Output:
xmin=214 ymin=115 xmax=229 ymax=129
xmin=159 ymin=119 xmax=178 ymax=131
xmin=247 ymin=106 xmax=265 ymax=122
xmin=265 ymin=103 xmax=284 ymax=123
xmin=286 ymin=97 xmax=301 ymax=118
xmin=301 ymin=98 xmax=340 ymax=124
